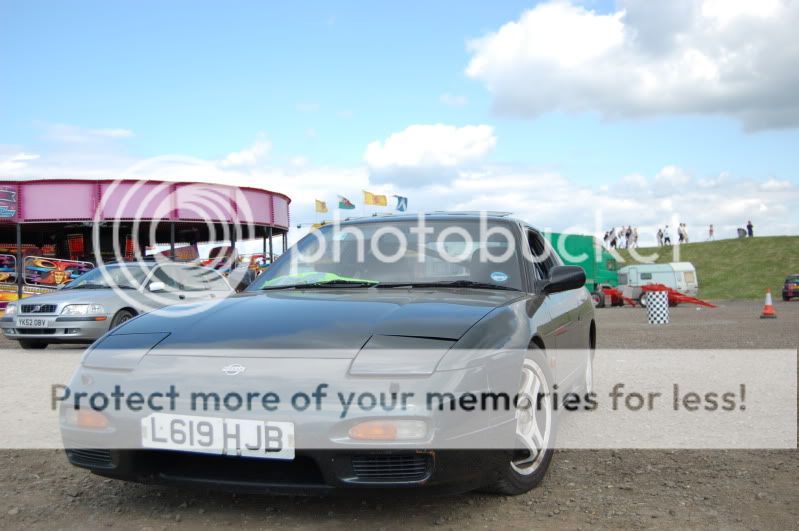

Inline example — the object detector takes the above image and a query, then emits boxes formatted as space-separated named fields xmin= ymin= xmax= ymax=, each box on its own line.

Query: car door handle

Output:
xmin=178 ymin=295 xmax=186 ymax=300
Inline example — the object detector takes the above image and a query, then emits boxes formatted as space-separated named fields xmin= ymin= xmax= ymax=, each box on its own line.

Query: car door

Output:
xmin=527 ymin=229 xmax=586 ymax=386
xmin=143 ymin=264 xmax=226 ymax=306
xmin=143 ymin=264 xmax=190 ymax=306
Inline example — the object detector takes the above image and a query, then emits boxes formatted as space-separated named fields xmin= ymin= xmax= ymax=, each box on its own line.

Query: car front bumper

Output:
xmin=0 ymin=315 xmax=110 ymax=343
xmin=63 ymin=446 xmax=503 ymax=495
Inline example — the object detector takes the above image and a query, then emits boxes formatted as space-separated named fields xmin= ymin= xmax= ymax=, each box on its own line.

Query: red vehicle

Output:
xmin=783 ymin=274 xmax=799 ymax=301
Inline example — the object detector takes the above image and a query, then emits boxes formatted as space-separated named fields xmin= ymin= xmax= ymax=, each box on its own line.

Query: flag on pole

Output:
xmin=363 ymin=190 xmax=388 ymax=206
xmin=394 ymin=195 xmax=408 ymax=212
xmin=315 ymin=200 xmax=328 ymax=213
xmin=338 ymin=195 xmax=356 ymax=210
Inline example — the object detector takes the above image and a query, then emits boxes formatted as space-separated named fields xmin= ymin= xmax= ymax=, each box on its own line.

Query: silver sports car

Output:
xmin=60 ymin=213 xmax=594 ymax=495
xmin=2 ymin=262 xmax=233 ymax=349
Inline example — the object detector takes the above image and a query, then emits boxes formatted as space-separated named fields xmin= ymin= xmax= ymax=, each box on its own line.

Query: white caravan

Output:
xmin=617 ymin=262 xmax=699 ymax=306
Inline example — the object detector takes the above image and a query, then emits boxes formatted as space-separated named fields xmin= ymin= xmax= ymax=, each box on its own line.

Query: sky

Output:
xmin=1 ymin=0 xmax=798 ymax=246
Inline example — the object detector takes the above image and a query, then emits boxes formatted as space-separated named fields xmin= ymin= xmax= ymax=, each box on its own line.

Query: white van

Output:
xmin=617 ymin=262 xmax=699 ymax=305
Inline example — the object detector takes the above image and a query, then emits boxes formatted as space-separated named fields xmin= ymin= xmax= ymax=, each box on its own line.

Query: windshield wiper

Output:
xmin=261 ymin=279 xmax=378 ymax=290
xmin=377 ymin=280 xmax=520 ymax=291
xmin=67 ymin=283 xmax=108 ymax=289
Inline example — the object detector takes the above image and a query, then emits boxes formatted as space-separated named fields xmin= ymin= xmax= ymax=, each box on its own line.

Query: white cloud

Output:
xmin=0 ymin=152 xmax=40 ymax=173
xmin=220 ymin=135 xmax=272 ymax=167
xmin=653 ymin=165 xmax=692 ymax=189
xmin=466 ymin=0 xmax=799 ymax=130
xmin=44 ymin=123 xmax=134 ymax=143
xmin=760 ymin=178 xmax=793 ymax=191
xmin=364 ymin=124 xmax=496 ymax=185
xmin=3 ymin=133 xmax=797 ymax=241
xmin=619 ymin=173 xmax=648 ymax=189
xmin=440 ymin=93 xmax=469 ymax=107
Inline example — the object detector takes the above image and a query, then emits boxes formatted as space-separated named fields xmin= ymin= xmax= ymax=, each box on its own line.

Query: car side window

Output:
xmin=201 ymin=268 xmax=231 ymax=291
xmin=527 ymin=229 xmax=554 ymax=280
xmin=149 ymin=265 xmax=183 ymax=291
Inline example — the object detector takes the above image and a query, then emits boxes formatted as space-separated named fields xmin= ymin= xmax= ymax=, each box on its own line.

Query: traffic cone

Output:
xmin=760 ymin=289 xmax=777 ymax=319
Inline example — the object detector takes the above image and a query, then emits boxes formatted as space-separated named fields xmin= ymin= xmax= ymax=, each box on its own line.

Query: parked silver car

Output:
xmin=1 ymin=262 xmax=233 ymax=349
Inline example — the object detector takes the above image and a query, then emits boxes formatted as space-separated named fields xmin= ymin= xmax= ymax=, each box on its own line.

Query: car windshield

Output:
xmin=249 ymin=219 xmax=524 ymax=291
xmin=65 ymin=264 xmax=151 ymax=290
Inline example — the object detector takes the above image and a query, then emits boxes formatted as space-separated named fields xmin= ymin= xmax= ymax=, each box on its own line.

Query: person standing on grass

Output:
xmin=708 ymin=224 xmax=714 ymax=240
xmin=663 ymin=226 xmax=671 ymax=245
xmin=657 ymin=228 xmax=663 ymax=246
xmin=747 ymin=220 xmax=754 ymax=237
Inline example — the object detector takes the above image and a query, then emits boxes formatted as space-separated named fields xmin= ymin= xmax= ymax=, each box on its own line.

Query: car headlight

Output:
xmin=4 ymin=303 xmax=16 ymax=315
xmin=61 ymin=304 xmax=105 ymax=316
xmin=82 ymin=332 xmax=170 ymax=370
xmin=349 ymin=335 xmax=455 ymax=376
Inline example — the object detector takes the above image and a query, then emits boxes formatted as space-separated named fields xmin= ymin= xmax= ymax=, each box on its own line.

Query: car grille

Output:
xmin=67 ymin=449 xmax=113 ymax=468
xmin=21 ymin=304 xmax=57 ymax=314
xmin=16 ymin=328 xmax=56 ymax=334
xmin=351 ymin=454 xmax=432 ymax=482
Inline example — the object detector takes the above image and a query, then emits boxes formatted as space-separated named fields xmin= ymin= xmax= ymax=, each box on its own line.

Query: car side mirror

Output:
xmin=149 ymin=281 xmax=166 ymax=292
xmin=539 ymin=265 xmax=586 ymax=294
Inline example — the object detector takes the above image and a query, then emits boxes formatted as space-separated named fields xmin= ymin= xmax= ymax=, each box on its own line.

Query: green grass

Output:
xmin=616 ymin=236 xmax=799 ymax=300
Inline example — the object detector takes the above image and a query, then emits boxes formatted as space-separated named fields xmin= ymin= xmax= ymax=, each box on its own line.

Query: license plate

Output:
xmin=16 ymin=317 xmax=53 ymax=328
xmin=141 ymin=413 xmax=295 ymax=460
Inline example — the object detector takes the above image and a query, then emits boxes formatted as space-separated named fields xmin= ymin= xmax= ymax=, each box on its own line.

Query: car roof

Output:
xmin=102 ymin=261 xmax=217 ymax=272
xmin=333 ymin=212 xmax=527 ymax=227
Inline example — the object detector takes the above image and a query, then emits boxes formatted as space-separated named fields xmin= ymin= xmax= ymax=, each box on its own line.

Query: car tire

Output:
xmin=637 ymin=292 xmax=648 ymax=307
xmin=783 ymin=295 xmax=790 ymax=301
xmin=110 ymin=309 xmax=136 ymax=329
xmin=20 ymin=339 xmax=48 ymax=350
xmin=483 ymin=347 xmax=556 ymax=495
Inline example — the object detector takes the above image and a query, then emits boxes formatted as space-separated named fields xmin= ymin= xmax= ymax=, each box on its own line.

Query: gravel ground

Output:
xmin=1 ymin=299 xmax=797 ymax=530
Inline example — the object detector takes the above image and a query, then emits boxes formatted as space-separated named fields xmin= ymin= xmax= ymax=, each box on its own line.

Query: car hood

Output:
xmin=113 ymin=288 xmax=524 ymax=353
xmin=12 ymin=288 xmax=124 ymax=306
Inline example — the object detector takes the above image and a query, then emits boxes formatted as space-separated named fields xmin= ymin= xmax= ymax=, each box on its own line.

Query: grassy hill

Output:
xmin=616 ymin=236 xmax=799 ymax=300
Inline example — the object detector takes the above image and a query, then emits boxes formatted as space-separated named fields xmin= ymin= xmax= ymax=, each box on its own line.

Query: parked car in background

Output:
xmin=1 ymin=262 xmax=232 ymax=349
xmin=617 ymin=262 xmax=698 ymax=306
xmin=783 ymin=274 xmax=799 ymax=301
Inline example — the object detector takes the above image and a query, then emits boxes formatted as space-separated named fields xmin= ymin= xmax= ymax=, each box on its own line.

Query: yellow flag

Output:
xmin=363 ymin=190 xmax=388 ymax=206
xmin=315 ymin=199 xmax=328 ymax=213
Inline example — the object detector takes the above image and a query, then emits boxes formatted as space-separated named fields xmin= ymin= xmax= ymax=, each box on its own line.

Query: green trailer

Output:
xmin=546 ymin=232 xmax=620 ymax=307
